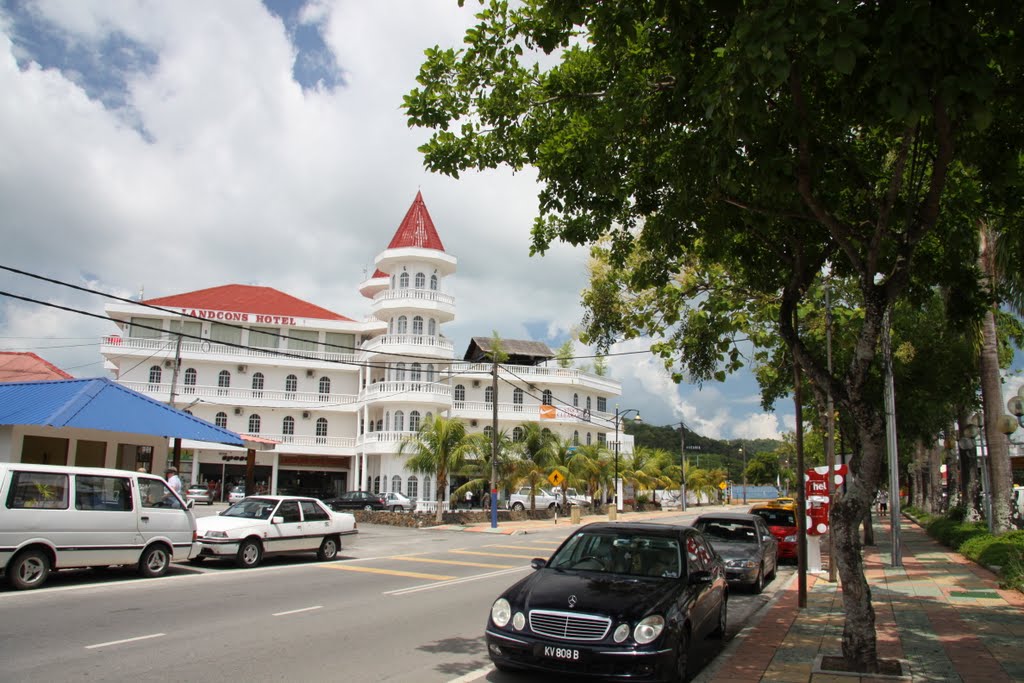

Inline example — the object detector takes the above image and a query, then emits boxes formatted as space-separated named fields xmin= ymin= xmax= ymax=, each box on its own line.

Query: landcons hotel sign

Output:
xmin=178 ymin=308 xmax=299 ymax=326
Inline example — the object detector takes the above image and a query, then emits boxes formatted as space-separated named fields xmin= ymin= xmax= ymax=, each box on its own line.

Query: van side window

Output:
xmin=6 ymin=471 xmax=69 ymax=509
xmin=76 ymin=475 xmax=132 ymax=511
xmin=139 ymin=478 xmax=182 ymax=510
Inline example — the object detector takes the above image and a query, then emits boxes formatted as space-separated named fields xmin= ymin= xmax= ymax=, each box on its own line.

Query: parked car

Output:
xmin=227 ymin=486 xmax=246 ymax=504
xmin=185 ymin=485 xmax=214 ymax=505
xmin=193 ymin=495 xmax=357 ymax=568
xmin=507 ymin=486 xmax=561 ymax=511
xmin=379 ymin=491 xmax=414 ymax=512
xmin=322 ymin=490 xmax=386 ymax=511
xmin=749 ymin=502 xmax=798 ymax=561
xmin=693 ymin=512 xmax=778 ymax=593
xmin=485 ymin=522 xmax=727 ymax=681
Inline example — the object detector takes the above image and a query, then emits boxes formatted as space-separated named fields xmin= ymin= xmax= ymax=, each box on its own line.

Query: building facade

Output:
xmin=99 ymin=192 xmax=621 ymax=503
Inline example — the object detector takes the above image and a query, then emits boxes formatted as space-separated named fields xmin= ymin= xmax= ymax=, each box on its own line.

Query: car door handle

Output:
xmin=141 ymin=516 xmax=149 ymax=522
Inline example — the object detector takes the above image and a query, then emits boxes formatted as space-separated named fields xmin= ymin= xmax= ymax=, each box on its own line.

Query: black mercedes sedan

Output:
xmin=485 ymin=522 xmax=727 ymax=682
xmin=321 ymin=490 xmax=386 ymax=511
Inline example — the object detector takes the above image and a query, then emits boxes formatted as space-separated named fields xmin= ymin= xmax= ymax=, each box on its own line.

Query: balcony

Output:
xmin=359 ymin=380 xmax=452 ymax=406
xmin=356 ymin=430 xmax=418 ymax=454
xmin=361 ymin=333 xmax=454 ymax=359
xmin=101 ymin=336 xmax=359 ymax=370
xmin=452 ymin=401 xmax=612 ymax=427
xmin=370 ymin=289 xmax=455 ymax=321
xmin=119 ymin=381 xmax=359 ymax=411
xmin=259 ymin=433 xmax=356 ymax=452
xmin=449 ymin=362 xmax=621 ymax=394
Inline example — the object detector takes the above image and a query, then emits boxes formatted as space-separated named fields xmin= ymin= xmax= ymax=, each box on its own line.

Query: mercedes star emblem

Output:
xmin=568 ymin=595 xmax=578 ymax=608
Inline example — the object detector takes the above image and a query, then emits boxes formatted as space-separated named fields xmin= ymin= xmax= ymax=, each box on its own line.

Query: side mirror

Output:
xmin=272 ymin=516 xmax=284 ymax=525
xmin=531 ymin=558 xmax=547 ymax=570
xmin=186 ymin=499 xmax=195 ymax=510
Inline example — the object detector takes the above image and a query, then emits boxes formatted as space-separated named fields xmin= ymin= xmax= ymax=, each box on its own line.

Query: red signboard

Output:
xmin=803 ymin=465 xmax=848 ymax=536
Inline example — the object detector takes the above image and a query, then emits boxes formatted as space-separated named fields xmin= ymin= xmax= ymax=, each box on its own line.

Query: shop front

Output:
xmin=277 ymin=454 xmax=352 ymax=499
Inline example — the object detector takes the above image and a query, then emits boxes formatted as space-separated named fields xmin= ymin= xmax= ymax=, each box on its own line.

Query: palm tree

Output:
xmin=454 ymin=429 xmax=516 ymax=510
xmin=574 ymin=443 xmax=613 ymax=509
xmin=513 ymin=422 xmax=557 ymax=512
xmin=399 ymin=415 xmax=475 ymax=523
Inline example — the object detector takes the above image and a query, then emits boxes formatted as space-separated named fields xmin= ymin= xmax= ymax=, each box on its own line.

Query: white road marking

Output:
xmin=385 ymin=565 xmax=529 ymax=596
xmin=272 ymin=605 xmax=323 ymax=617
xmin=447 ymin=664 xmax=494 ymax=683
xmin=85 ymin=633 xmax=165 ymax=649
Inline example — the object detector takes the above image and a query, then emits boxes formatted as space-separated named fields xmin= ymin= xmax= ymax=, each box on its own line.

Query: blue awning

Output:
xmin=0 ymin=377 xmax=244 ymax=447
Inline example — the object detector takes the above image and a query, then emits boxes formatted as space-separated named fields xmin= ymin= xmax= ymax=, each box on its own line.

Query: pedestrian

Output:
xmin=164 ymin=466 xmax=183 ymax=496
xmin=876 ymin=490 xmax=888 ymax=517
xmin=482 ymin=491 xmax=490 ymax=510
xmin=465 ymin=489 xmax=474 ymax=509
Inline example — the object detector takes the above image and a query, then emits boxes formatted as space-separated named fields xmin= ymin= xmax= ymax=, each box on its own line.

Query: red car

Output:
xmin=750 ymin=503 xmax=798 ymax=560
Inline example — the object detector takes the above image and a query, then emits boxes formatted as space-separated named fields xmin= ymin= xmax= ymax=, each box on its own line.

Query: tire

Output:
xmin=391 ymin=505 xmax=401 ymax=513
xmin=511 ymin=502 xmax=525 ymax=511
xmin=750 ymin=566 xmax=764 ymax=594
xmin=363 ymin=504 xmax=374 ymax=511
xmin=138 ymin=544 xmax=171 ymax=578
xmin=236 ymin=539 xmax=263 ymax=569
xmin=675 ymin=628 xmax=691 ymax=682
xmin=317 ymin=536 xmax=339 ymax=561
xmin=710 ymin=595 xmax=728 ymax=639
xmin=8 ymin=549 xmax=50 ymax=590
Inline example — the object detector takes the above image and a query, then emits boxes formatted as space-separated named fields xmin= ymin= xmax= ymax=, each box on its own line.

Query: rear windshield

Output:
xmin=752 ymin=508 xmax=796 ymax=527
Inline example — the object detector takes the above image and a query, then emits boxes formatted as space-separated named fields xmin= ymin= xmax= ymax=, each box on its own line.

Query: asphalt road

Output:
xmin=0 ymin=518 xmax=793 ymax=682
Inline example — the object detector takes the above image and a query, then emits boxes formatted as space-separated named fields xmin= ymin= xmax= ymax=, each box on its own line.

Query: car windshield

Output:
xmin=753 ymin=508 xmax=796 ymax=527
xmin=223 ymin=497 xmax=278 ymax=520
xmin=696 ymin=519 xmax=758 ymax=544
xmin=548 ymin=531 xmax=682 ymax=579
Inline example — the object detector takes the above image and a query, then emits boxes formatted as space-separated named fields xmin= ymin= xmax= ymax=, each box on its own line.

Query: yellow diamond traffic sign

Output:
xmin=718 ymin=481 xmax=728 ymax=490
xmin=548 ymin=470 xmax=565 ymax=488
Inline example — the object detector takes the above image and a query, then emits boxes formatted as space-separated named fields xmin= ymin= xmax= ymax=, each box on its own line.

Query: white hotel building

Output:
xmin=99 ymin=192 xmax=621 ymax=503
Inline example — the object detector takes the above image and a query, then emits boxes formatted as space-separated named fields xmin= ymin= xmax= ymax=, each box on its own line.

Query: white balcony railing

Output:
xmin=452 ymin=401 xmax=612 ymax=426
xmin=372 ymin=289 xmax=455 ymax=307
xmin=120 ymin=381 xmax=359 ymax=409
xmin=359 ymin=381 xmax=452 ymax=403
xmin=259 ymin=433 xmax=356 ymax=449
xmin=448 ymin=362 xmax=621 ymax=393
xmin=102 ymin=336 xmax=359 ymax=366
xmin=361 ymin=334 xmax=454 ymax=355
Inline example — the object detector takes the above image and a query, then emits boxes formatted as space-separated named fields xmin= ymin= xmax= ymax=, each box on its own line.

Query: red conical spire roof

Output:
xmin=387 ymin=191 xmax=446 ymax=252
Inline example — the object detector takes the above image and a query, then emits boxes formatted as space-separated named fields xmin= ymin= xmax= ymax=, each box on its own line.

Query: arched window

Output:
xmin=407 ymin=476 xmax=419 ymax=500
xmin=425 ymin=411 xmax=432 ymax=423
xmin=454 ymin=385 xmax=465 ymax=406
xmin=316 ymin=418 xmax=328 ymax=444
xmin=252 ymin=372 xmax=264 ymax=398
xmin=423 ymin=477 xmax=433 ymax=501
xmin=391 ymin=475 xmax=402 ymax=493
xmin=573 ymin=393 xmax=579 ymax=407
xmin=376 ymin=419 xmax=383 ymax=431
xmin=485 ymin=386 xmax=494 ymax=405
xmin=428 ymin=319 xmax=437 ymax=336
xmin=483 ymin=426 xmax=493 ymax=440
xmin=394 ymin=411 xmax=405 ymax=431
xmin=513 ymin=426 xmax=524 ymax=442
xmin=218 ymin=370 xmax=231 ymax=395
xmin=410 ymin=363 xmax=422 ymax=382
xmin=183 ymin=368 xmax=197 ymax=394
xmin=513 ymin=388 xmax=524 ymax=410
xmin=282 ymin=416 xmax=295 ymax=442
xmin=367 ymin=418 xmax=374 ymax=433
xmin=215 ymin=412 xmax=228 ymax=428
xmin=319 ymin=376 xmax=331 ymax=401
xmin=374 ymin=476 xmax=381 ymax=493
xmin=542 ymin=389 xmax=553 ymax=405
xmin=430 ymin=274 xmax=438 ymax=291
xmin=397 ymin=316 xmax=408 ymax=334
xmin=395 ymin=362 xmax=406 ymax=381
xmin=586 ymin=432 xmax=592 ymax=445
xmin=285 ymin=374 xmax=297 ymax=396
xmin=409 ymin=410 xmax=421 ymax=432
xmin=385 ymin=411 xmax=391 ymax=431
xmin=248 ymin=414 xmax=261 ymax=434
xmin=586 ymin=396 xmax=592 ymax=411
xmin=399 ymin=272 xmax=409 ymax=288
xmin=412 ymin=316 xmax=423 ymax=335
xmin=573 ymin=430 xmax=579 ymax=445
xmin=148 ymin=365 xmax=162 ymax=389
xmin=415 ymin=272 xmax=425 ymax=288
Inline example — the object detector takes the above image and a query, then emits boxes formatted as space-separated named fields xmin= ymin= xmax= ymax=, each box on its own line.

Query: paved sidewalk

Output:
xmin=698 ymin=518 xmax=1024 ymax=683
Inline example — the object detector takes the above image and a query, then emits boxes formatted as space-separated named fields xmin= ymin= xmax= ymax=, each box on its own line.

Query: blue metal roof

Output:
xmin=0 ymin=377 xmax=244 ymax=446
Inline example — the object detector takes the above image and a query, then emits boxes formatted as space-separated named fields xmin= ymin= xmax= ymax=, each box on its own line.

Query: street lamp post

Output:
xmin=613 ymin=407 xmax=641 ymax=514
xmin=740 ymin=446 xmax=747 ymax=505
xmin=679 ymin=421 xmax=687 ymax=512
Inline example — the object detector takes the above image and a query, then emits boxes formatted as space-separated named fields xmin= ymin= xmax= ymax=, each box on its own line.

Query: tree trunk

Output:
xmin=928 ymin=441 xmax=943 ymax=513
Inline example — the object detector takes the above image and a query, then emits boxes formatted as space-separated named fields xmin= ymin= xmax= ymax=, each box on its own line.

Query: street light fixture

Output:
xmin=613 ymin=407 xmax=641 ymax=513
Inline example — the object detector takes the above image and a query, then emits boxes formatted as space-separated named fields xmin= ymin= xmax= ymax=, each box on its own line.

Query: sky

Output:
xmin=0 ymin=1 xmax=1018 ymax=443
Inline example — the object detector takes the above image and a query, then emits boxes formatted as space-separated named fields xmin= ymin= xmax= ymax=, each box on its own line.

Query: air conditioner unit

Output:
xmin=237 ymin=364 xmax=248 ymax=374
xmin=302 ymin=411 xmax=311 ymax=419
xmin=472 ymin=380 xmax=481 ymax=388
xmin=233 ymin=407 xmax=243 ymax=416
xmin=163 ymin=359 xmax=175 ymax=368
xmin=306 ymin=369 xmax=315 ymax=378
xmin=470 ymin=420 xmax=478 ymax=427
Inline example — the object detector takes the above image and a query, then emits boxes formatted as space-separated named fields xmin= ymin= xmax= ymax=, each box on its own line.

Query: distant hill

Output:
xmin=626 ymin=421 xmax=783 ymax=477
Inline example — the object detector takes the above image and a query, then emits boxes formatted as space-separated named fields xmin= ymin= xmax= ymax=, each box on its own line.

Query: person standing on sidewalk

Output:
xmin=875 ymin=489 xmax=888 ymax=517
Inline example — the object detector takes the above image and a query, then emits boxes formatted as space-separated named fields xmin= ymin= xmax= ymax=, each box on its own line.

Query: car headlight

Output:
xmin=784 ymin=534 xmax=797 ymax=543
xmin=613 ymin=623 xmax=630 ymax=643
xmin=512 ymin=612 xmax=526 ymax=630
xmin=203 ymin=531 xmax=228 ymax=539
xmin=633 ymin=615 xmax=665 ymax=645
xmin=491 ymin=598 xmax=512 ymax=628
xmin=725 ymin=559 xmax=758 ymax=569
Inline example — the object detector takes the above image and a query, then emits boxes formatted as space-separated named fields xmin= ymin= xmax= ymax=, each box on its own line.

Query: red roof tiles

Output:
xmin=0 ymin=352 xmax=74 ymax=382
xmin=387 ymin=191 xmax=446 ymax=252
xmin=144 ymin=285 xmax=354 ymax=322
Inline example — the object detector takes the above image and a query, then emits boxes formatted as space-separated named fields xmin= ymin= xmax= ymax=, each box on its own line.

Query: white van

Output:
xmin=0 ymin=462 xmax=197 ymax=590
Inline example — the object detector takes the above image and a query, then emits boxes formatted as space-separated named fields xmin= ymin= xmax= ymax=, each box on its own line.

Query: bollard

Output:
xmin=608 ymin=506 xmax=617 ymax=521
xmin=571 ymin=506 xmax=581 ymax=524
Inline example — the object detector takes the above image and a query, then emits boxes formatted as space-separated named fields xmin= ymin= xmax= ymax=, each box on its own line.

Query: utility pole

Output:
xmin=679 ymin=422 xmax=687 ymax=512
xmin=168 ymin=332 xmax=184 ymax=472
xmin=490 ymin=358 xmax=499 ymax=529
xmin=826 ymin=271 xmax=837 ymax=583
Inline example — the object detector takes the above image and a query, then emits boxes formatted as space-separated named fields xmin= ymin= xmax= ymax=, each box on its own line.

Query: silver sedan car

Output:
xmin=185 ymin=485 xmax=214 ymax=505
xmin=379 ymin=491 xmax=415 ymax=512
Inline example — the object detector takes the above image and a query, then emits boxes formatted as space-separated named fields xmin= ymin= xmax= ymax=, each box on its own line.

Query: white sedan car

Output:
xmin=193 ymin=496 xmax=357 ymax=569
xmin=380 ymin=491 xmax=414 ymax=512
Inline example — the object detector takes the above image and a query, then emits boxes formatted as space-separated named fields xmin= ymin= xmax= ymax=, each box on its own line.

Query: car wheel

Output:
xmin=710 ymin=595 xmax=727 ymax=639
xmin=675 ymin=628 xmax=692 ymax=682
xmin=8 ymin=549 xmax=50 ymax=590
xmin=363 ymin=504 xmax=374 ymax=511
xmin=207 ymin=500 xmax=213 ymax=506
xmin=751 ymin=565 xmax=764 ymax=594
xmin=511 ymin=502 xmax=525 ymax=511
xmin=391 ymin=505 xmax=402 ymax=512
xmin=317 ymin=536 xmax=339 ymax=561
xmin=236 ymin=539 xmax=263 ymax=569
xmin=138 ymin=544 xmax=171 ymax=578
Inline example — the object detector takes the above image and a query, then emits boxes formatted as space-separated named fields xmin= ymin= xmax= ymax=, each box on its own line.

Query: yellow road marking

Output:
xmin=485 ymin=544 xmax=553 ymax=551
xmin=452 ymin=549 xmax=539 ymax=559
xmin=322 ymin=565 xmax=455 ymax=580
xmin=392 ymin=556 xmax=515 ymax=569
